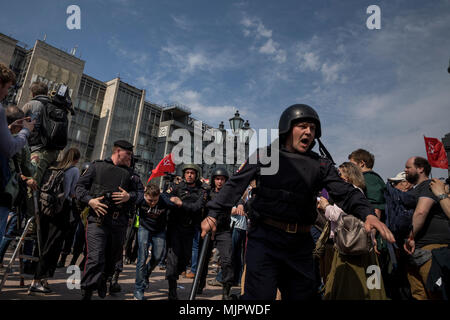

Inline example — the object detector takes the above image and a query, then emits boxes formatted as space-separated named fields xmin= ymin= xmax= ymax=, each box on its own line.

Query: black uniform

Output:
xmin=75 ymin=158 xmax=139 ymax=297
xmin=206 ymin=145 xmax=376 ymax=300
xmin=165 ymin=180 xmax=206 ymax=297
xmin=197 ymin=188 xmax=234 ymax=296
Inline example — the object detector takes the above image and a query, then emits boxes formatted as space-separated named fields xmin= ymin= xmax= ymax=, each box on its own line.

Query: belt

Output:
xmin=261 ymin=217 xmax=311 ymax=234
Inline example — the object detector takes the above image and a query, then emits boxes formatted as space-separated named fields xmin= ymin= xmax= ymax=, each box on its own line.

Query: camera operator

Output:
xmin=75 ymin=140 xmax=141 ymax=300
xmin=22 ymin=82 xmax=59 ymax=187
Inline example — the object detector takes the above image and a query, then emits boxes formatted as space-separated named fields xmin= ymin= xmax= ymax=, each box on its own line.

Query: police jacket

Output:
xmin=207 ymin=145 xmax=375 ymax=226
xmin=207 ymin=188 xmax=232 ymax=232
xmin=167 ymin=180 xmax=206 ymax=228
xmin=75 ymin=157 xmax=139 ymax=217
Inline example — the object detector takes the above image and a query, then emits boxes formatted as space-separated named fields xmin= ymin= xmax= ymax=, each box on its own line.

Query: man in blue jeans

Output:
xmin=134 ymin=183 xmax=169 ymax=300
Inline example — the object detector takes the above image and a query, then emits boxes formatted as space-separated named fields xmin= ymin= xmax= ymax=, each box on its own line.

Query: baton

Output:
xmin=189 ymin=232 xmax=211 ymax=300
xmin=32 ymin=190 xmax=43 ymax=260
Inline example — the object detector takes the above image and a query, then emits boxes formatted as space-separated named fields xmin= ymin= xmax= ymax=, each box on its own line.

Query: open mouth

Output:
xmin=300 ymin=138 xmax=310 ymax=145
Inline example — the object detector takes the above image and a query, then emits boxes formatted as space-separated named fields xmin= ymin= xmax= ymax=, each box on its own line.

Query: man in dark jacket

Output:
xmin=165 ymin=163 xmax=206 ymax=300
xmin=201 ymin=104 xmax=395 ymax=300
xmin=75 ymin=140 xmax=140 ymax=300
xmin=196 ymin=167 xmax=235 ymax=299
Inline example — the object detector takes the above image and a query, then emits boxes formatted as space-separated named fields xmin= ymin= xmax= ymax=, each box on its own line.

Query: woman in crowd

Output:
xmin=320 ymin=162 xmax=387 ymax=300
xmin=28 ymin=148 xmax=80 ymax=294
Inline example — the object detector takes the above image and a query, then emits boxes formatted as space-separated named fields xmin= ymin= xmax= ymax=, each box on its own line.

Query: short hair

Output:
xmin=0 ymin=63 xmax=16 ymax=86
xmin=348 ymin=149 xmax=375 ymax=169
xmin=5 ymin=105 xmax=24 ymax=125
xmin=30 ymin=81 xmax=48 ymax=97
xmin=413 ymin=157 xmax=431 ymax=176
xmin=145 ymin=183 xmax=160 ymax=197
xmin=339 ymin=162 xmax=366 ymax=190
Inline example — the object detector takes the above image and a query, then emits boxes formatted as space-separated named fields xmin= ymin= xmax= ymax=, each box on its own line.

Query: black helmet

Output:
xmin=278 ymin=104 xmax=321 ymax=139
xmin=210 ymin=167 xmax=229 ymax=187
xmin=181 ymin=163 xmax=202 ymax=182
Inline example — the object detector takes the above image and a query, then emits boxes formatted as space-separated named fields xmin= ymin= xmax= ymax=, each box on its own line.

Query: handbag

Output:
xmin=313 ymin=221 xmax=331 ymax=259
xmin=334 ymin=213 xmax=372 ymax=255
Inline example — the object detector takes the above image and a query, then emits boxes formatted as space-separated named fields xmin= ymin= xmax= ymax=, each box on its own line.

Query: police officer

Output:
xmin=109 ymin=154 xmax=144 ymax=294
xmin=201 ymin=104 xmax=395 ymax=300
xmin=165 ymin=163 xmax=206 ymax=300
xmin=196 ymin=167 xmax=235 ymax=299
xmin=75 ymin=140 xmax=140 ymax=300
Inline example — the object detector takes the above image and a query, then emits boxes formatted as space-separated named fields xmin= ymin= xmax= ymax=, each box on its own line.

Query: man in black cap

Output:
xmin=75 ymin=140 xmax=141 ymax=300
xmin=201 ymin=104 xmax=395 ymax=300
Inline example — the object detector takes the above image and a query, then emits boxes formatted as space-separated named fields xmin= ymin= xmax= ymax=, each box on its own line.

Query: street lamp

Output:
xmin=229 ymin=110 xmax=244 ymax=134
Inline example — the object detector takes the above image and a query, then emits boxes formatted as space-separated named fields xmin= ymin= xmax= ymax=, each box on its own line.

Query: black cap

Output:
xmin=114 ymin=140 xmax=134 ymax=151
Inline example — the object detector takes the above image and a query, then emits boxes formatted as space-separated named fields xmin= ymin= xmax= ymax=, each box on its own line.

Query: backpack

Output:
xmin=34 ymin=97 xmax=69 ymax=150
xmin=384 ymin=182 xmax=416 ymax=244
xmin=39 ymin=167 xmax=68 ymax=217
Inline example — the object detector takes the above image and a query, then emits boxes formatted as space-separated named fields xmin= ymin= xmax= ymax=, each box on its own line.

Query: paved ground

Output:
xmin=0 ymin=250 xmax=241 ymax=300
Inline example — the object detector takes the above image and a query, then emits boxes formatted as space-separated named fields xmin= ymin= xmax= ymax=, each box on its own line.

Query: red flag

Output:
xmin=147 ymin=153 xmax=175 ymax=184
xmin=424 ymin=136 xmax=448 ymax=169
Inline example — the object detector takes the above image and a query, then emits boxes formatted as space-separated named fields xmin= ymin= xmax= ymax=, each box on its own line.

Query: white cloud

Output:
xmin=320 ymin=62 xmax=343 ymax=83
xmin=171 ymin=15 xmax=192 ymax=30
xmin=259 ymin=39 xmax=276 ymax=54
xmin=108 ymin=37 xmax=149 ymax=65
xmin=171 ymin=90 xmax=237 ymax=124
xmin=241 ymin=14 xmax=285 ymax=64
xmin=298 ymin=51 xmax=321 ymax=71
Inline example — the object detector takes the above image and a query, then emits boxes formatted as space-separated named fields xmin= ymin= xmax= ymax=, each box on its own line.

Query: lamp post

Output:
xmin=229 ymin=110 xmax=244 ymax=134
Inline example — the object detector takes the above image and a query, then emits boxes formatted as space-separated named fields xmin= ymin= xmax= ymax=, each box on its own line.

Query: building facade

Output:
xmin=1 ymin=32 xmax=252 ymax=187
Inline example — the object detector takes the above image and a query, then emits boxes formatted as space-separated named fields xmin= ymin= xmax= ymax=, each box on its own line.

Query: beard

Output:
xmin=406 ymin=172 xmax=419 ymax=184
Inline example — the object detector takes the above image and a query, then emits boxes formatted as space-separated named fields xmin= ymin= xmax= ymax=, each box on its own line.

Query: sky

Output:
xmin=2 ymin=0 xmax=449 ymax=179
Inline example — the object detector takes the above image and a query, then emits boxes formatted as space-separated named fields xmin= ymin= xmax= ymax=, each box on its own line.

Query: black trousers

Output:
xmin=198 ymin=229 xmax=234 ymax=289
xmin=165 ymin=224 xmax=195 ymax=281
xmin=34 ymin=200 xmax=71 ymax=280
xmin=81 ymin=214 xmax=127 ymax=291
xmin=242 ymin=223 xmax=317 ymax=300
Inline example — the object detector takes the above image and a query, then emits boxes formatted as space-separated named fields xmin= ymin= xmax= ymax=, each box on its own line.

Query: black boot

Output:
xmin=56 ymin=254 xmax=68 ymax=268
xmin=109 ymin=271 xmax=121 ymax=294
xmin=222 ymin=283 xmax=232 ymax=300
xmin=81 ymin=288 xmax=93 ymax=300
xmin=97 ymin=275 xmax=107 ymax=299
xmin=168 ymin=279 xmax=178 ymax=300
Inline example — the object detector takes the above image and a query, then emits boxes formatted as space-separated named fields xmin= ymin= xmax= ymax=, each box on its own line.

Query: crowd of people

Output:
xmin=1 ymin=62 xmax=449 ymax=300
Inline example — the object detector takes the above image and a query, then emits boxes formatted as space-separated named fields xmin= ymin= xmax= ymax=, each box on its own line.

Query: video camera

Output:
xmin=49 ymin=84 xmax=75 ymax=115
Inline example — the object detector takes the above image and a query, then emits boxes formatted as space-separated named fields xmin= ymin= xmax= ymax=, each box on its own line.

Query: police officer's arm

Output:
xmin=320 ymin=159 xmax=395 ymax=243
xmin=201 ymin=161 xmax=257 ymax=238
xmin=75 ymin=163 xmax=96 ymax=204
xmin=136 ymin=175 xmax=145 ymax=205
xmin=179 ymin=189 xmax=206 ymax=214
xmin=112 ymin=172 xmax=142 ymax=204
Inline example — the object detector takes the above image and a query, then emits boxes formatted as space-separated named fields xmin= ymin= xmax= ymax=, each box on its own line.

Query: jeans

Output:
xmin=0 ymin=206 xmax=9 ymax=243
xmin=0 ymin=211 xmax=16 ymax=263
xmin=216 ymin=227 xmax=246 ymax=284
xmin=190 ymin=225 xmax=201 ymax=274
xmin=134 ymin=227 xmax=166 ymax=294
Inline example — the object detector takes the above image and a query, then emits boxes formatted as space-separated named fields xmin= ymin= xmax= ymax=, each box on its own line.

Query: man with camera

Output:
xmin=22 ymin=82 xmax=65 ymax=186
xmin=75 ymin=140 xmax=141 ymax=300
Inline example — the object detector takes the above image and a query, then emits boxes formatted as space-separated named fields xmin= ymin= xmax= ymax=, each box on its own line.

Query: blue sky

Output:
xmin=2 ymin=0 xmax=449 ymax=179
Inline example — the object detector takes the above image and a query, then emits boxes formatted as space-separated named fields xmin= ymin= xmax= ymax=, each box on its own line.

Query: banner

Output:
xmin=147 ymin=153 xmax=175 ymax=184
xmin=424 ymin=136 xmax=448 ymax=169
